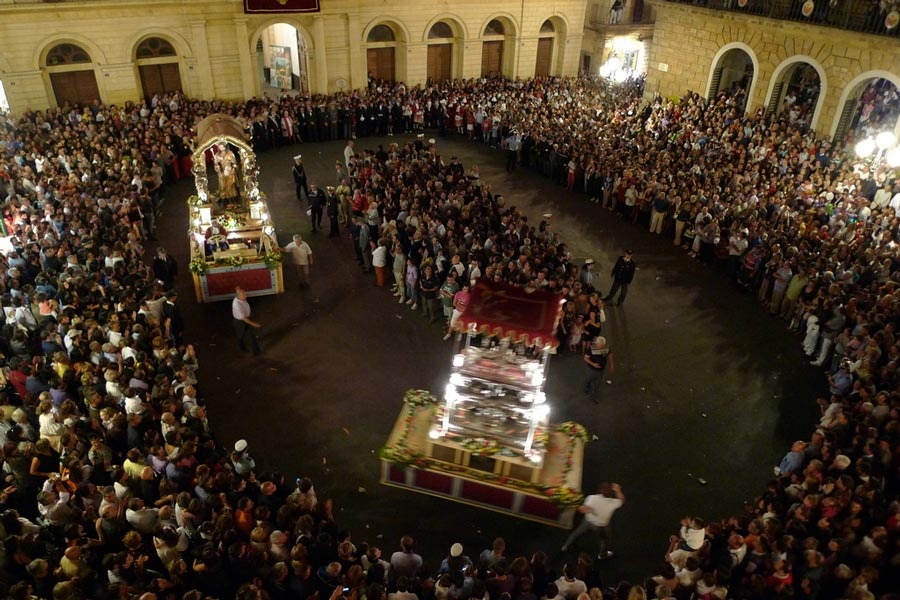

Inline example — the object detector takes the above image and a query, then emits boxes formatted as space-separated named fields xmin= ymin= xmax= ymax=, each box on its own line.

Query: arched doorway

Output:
xmin=366 ymin=24 xmax=398 ymax=82
xmin=707 ymin=47 xmax=755 ymax=112
xmin=481 ymin=19 xmax=508 ymax=77
xmin=44 ymin=43 xmax=100 ymax=108
xmin=767 ymin=59 xmax=823 ymax=130
xmin=427 ymin=20 xmax=459 ymax=82
xmin=833 ymin=75 xmax=900 ymax=141
xmin=256 ymin=23 xmax=308 ymax=95
xmin=535 ymin=19 xmax=557 ymax=77
xmin=135 ymin=37 xmax=183 ymax=101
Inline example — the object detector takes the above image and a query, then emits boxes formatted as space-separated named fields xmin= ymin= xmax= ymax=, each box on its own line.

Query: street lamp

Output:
xmin=855 ymin=131 xmax=900 ymax=169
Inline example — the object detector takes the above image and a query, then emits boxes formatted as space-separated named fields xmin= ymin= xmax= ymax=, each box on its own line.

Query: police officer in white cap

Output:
xmin=292 ymin=155 xmax=308 ymax=200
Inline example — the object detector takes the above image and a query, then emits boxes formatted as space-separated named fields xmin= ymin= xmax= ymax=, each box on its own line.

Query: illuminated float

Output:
xmin=380 ymin=280 xmax=586 ymax=527
xmin=186 ymin=113 xmax=283 ymax=302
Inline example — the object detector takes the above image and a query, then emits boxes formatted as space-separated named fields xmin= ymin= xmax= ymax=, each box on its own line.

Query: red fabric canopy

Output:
xmin=454 ymin=280 xmax=565 ymax=348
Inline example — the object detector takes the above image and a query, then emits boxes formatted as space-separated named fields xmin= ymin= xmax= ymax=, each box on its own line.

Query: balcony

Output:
xmin=659 ymin=0 xmax=900 ymax=38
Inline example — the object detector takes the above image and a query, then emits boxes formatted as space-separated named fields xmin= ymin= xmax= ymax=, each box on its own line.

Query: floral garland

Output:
xmin=189 ymin=257 xmax=209 ymax=274
xmin=403 ymin=389 xmax=439 ymax=407
xmin=457 ymin=437 xmax=500 ymax=456
xmin=263 ymin=250 xmax=283 ymax=270
xmin=555 ymin=421 xmax=589 ymax=443
xmin=221 ymin=211 xmax=248 ymax=230
xmin=224 ymin=255 xmax=246 ymax=267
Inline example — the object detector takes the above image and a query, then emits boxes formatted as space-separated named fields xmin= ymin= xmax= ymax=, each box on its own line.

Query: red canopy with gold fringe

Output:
xmin=454 ymin=280 xmax=564 ymax=348
xmin=244 ymin=0 xmax=320 ymax=13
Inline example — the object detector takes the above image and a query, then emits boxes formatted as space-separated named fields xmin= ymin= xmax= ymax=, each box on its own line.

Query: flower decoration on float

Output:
xmin=403 ymin=389 xmax=439 ymax=407
xmin=263 ymin=250 xmax=283 ymax=270
xmin=188 ymin=256 xmax=209 ymax=274
xmin=555 ymin=421 xmax=590 ymax=443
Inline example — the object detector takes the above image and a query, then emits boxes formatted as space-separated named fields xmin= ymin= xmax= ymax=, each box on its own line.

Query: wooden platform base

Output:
xmin=379 ymin=403 xmax=585 ymax=528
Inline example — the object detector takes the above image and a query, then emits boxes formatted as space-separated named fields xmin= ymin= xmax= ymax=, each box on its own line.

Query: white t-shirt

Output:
xmin=284 ymin=241 xmax=313 ymax=265
xmin=582 ymin=493 xmax=623 ymax=526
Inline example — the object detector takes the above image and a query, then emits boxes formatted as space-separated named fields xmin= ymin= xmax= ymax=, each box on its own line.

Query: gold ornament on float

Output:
xmin=801 ymin=0 xmax=815 ymax=17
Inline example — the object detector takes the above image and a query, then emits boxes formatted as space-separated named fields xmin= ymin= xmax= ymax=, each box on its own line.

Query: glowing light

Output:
xmin=452 ymin=354 xmax=464 ymax=368
xmin=535 ymin=404 xmax=551 ymax=421
xmin=528 ymin=452 xmax=542 ymax=464
xmin=449 ymin=373 xmax=464 ymax=387
xmin=855 ymin=138 xmax=876 ymax=158
xmin=613 ymin=68 xmax=629 ymax=83
xmin=886 ymin=147 xmax=900 ymax=169
xmin=428 ymin=429 xmax=441 ymax=440
xmin=534 ymin=392 xmax=546 ymax=404
xmin=876 ymin=131 xmax=897 ymax=150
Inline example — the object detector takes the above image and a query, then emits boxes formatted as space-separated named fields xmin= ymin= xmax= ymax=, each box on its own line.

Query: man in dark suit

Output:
xmin=605 ymin=250 xmax=637 ymax=306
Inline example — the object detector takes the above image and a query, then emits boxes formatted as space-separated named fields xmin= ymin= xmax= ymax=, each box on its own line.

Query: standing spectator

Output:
xmin=609 ymin=0 xmax=624 ymax=23
xmin=418 ymin=265 xmax=440 ymax=323
xmin=605 ymin=250 xmax=636 ymax=306
xmin=232 ymin=287 xmax=262 ymax=355
xmin=308 ymin=183 xmax=325 ymax=233
xmin=392 ymin=245 xmax=408 ymax=303
xmin=389 ymin=535 xmax=423 ymax=582
xmin=561 ymin=482 xmax=625 ymax=559
xmin=583 ymin=336 xmax=614 ymax=403
xmin=292 ymin=155 xmax=308 ymax=200
xmin=326 ymin=186 xmax=341 ymax=237
xmin=283 ymin=234 xmax=313 ymax=288
xmin=372 ymin=240 xmax=388 ymax=287
xmin=152 ymin=247 xmax=178 ymax=290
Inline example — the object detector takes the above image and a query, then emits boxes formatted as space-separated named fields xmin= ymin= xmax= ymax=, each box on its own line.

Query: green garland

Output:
xmin=403 ymin=389 xmax=439 ymax=407
xmin=555 ymin=421 xmax=589 ymax=443
xmin=189 ymin=257 xmax=209 ymax=274
xmin=263 ymin=250 xmax=283 ymax=270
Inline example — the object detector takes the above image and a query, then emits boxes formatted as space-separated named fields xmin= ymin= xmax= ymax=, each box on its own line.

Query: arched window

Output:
xmin=46 ymin=43 xmax=92 ymax=66
xmin=484 ymin=19 xmax=505 ymax=36
xmin=429 ymin=22 xmax=454 ymax=39
xmin=136 ymin=37 xmax=177 ymax=59
xmin=367 ymin=25 xmax=396 ymax=43
xmin=540 ymin=20 xmax=555 ymax=33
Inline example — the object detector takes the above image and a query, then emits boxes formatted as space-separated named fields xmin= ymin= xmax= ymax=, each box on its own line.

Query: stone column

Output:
xmin=190 ymin=20 xmax=216 ymax=99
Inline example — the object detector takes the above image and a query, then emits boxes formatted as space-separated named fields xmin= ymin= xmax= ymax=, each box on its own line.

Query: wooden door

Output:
xmin=535 ymin=38 xmax=553 ymax=77
xmin=427 ymin=44 xmax=452 ymax=82
xmin=50 ymin=70 xmax=100 ymax=107
xmin=481 ymin=41 xmax=502 ymax=76
xmin=366 ymin=47 xmax=395 ymax=82
xmin=139 ymin=63 xmax=182 ymax=100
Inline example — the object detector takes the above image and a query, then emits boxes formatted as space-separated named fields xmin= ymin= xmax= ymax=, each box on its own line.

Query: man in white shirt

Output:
xmin=561 ymin=482 xmax=625 ymax=559
xmin=126 ymin=497 xmax=159 ymax=534
xmin=283 ymin=234 xmax=313 ymax=288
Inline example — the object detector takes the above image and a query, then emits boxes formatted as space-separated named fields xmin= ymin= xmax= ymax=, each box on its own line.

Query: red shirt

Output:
xmin=453 ymin=290 xmax=470 ymax=313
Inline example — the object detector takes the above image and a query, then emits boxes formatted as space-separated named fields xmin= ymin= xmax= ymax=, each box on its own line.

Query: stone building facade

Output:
xmin=0 ymin=0 xmax=587 ymax=113
xmin=643 ymin=0 xmax=900 ymax=138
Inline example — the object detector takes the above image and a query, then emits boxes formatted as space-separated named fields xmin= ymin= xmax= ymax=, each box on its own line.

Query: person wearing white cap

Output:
xmin=231 ymin=439 xmax=256 ymax=477
xmin=292 ymin=155 xmax=308 ymax=201
xmin=438 ymin=542 xmax=472 ymax=574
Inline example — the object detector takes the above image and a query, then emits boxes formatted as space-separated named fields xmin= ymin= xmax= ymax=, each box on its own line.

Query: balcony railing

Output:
xmin=661 ymin=0 xmax=900 ymax=38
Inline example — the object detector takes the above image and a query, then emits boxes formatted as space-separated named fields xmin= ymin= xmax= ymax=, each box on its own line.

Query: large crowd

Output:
xmin=0 ymin=66 xmax=898 ymax=600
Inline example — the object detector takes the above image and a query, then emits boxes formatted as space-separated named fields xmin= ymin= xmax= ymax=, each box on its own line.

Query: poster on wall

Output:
xmin=245 ymin=0 xmax=319 ymax=13
xmin=270 ymin=46 xmax=293 ymax=90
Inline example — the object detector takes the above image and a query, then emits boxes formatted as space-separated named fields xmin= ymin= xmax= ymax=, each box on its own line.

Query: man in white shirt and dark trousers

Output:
xmin=232 ymin=287 xmax=261 ymax=355
xmin=561 ymin=482 xmax=625 ymax=560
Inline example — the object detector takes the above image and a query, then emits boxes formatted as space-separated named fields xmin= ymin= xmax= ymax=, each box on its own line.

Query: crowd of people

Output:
xmin=0 ymin=66 xmax=898 ymax=600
